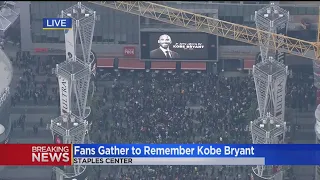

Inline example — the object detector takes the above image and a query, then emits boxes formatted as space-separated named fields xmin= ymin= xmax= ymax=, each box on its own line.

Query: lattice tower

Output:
xmin=51 ymin=2 xmax=96 ymax=180
xmin=255 ymin=3 xmax=289 ymax=62
xmin=50 ymin=113 xmax=88 ymax=180
xmin=253 ymin=58 xmax=288 ymax=121
xmin=57 ymin=2 xmax=96 ymax=119
xmin=250 ymin=113 xmax=286 ymax=180
xmin=252 ymin=58 xmax=288 ymax=180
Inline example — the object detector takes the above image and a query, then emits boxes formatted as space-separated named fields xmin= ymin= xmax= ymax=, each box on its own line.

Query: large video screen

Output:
xmin=141 ymin=32 xmax=217 ymax=61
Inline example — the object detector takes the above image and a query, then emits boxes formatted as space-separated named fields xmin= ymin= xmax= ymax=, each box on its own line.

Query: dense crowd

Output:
xmin=1 ymin=13 xmax=315 ymax=179
xmin=10 ymin=52 xmax=62 ymax=108
xmin=286 ymin=71 xmax=316 ymax=112
xmin=10 ymin=51 xmax=61 ymax=132
xmin=8 ymin=50 xmax=316 ymax=179
xmin=90 ymin=70 xmax=255 ymax=179
xmin=87 ymin=68 xmax=314 ymax=180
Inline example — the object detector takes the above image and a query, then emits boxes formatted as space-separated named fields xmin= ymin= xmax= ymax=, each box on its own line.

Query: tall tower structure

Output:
xmin=50 ymin=113 xmax=89 ymax=180
xmin=251 ymin=3 xmax=289 ymax=180
xmin=253 ymin=58 xmax=288 ymax=122
xmin=50 ymin=2 xmax=95 ymax=180
xmin=251 ymin=59 xmax=287 ymax=180
xmin=254 ymin=3 xmax=289 ymax=63
xmin=56 ymin=2 xmax=96 ymax=119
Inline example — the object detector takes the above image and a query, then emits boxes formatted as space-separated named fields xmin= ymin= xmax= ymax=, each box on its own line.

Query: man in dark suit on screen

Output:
xmin=150 ymin=34 xmax=180 ymax=59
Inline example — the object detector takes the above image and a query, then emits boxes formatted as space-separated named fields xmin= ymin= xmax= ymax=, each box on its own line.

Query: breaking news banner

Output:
xmin=1 ymin=144 xmax=320 ymax=166
xmin=0 ymin=144 xmax=72 ymax=166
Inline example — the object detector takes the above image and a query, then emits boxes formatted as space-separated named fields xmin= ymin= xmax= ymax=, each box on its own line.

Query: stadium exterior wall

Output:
xmin=31 ymin=43 xmax=140 ymax=58
xmin=20 ymin=1 xmax=313 ymax=70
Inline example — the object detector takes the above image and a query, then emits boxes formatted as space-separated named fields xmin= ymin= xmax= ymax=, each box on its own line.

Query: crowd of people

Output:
xmin=9 ymin=51 xmax=62 ymax=136
xmin=90 ymin=70 xmax=255 ymax=179
xmin=7 ymin=48 xmax=316 ymax=179
xmin=286 ymin=70 xmax=316 ymax=112
xmin=10 ymin=52 xmax=62 ymax=107
xmin=87 ymin=68 xmax=315 ymax=180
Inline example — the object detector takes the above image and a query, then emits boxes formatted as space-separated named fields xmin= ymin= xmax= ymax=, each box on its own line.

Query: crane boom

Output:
xmin=89 ymin=1 xmax=320 ymax=61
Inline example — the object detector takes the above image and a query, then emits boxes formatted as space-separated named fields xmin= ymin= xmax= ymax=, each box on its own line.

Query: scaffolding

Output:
xmin=251 ymin=59 xmax=288 ymax=180
xmin=50 ymin=113 xmax=88 ymax=180
xmin=254 ymin=3 xmax=289 ymax=63
xmin=56 ymin=59 xmax=91 ymax=118
xmin=253 ymin=60 xmax=287 ymax=121
xmin=50 ymin=2 xmax=95 ymax=180
xmin=250 ymin=113 xmax=286 ymax=179
xmin=251 ymin=3 xmax=289 ymax=180
xmin=56 ymin=2 xmax=96 ymax=119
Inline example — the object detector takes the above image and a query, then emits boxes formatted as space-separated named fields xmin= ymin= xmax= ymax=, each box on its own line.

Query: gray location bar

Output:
xmin=74 ymin=157 xmax=265 ymax=166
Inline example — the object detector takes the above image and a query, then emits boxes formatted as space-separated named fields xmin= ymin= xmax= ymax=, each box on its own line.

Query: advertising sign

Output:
xmin=64 ymin=28 xmax=76 ymax=61
xmin=124 ymin=46 xmax=135 ymax=57
xmin=34 ymin=48 xmax=65 ymax=54
xmin=58 ymin=76 xmax=71 ymax=115
xmin=141 ymin=32 xmax=217 ymax=61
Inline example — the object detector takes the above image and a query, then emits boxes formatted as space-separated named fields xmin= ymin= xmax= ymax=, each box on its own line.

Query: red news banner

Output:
xmin=0 ymin=144 xmax=72 ymax=166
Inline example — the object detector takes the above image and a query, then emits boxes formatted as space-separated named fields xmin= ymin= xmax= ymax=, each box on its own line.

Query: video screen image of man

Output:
xmin=150 ymin=34 xmax=180 ymax=59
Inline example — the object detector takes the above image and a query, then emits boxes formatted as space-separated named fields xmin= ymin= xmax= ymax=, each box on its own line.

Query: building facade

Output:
xmin=20 ymin=1 xmax=317 ymax=70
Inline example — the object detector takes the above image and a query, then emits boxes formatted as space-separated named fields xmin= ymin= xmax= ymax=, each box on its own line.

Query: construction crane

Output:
xmin=88 ymin=1 xmax=320 ymax=61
